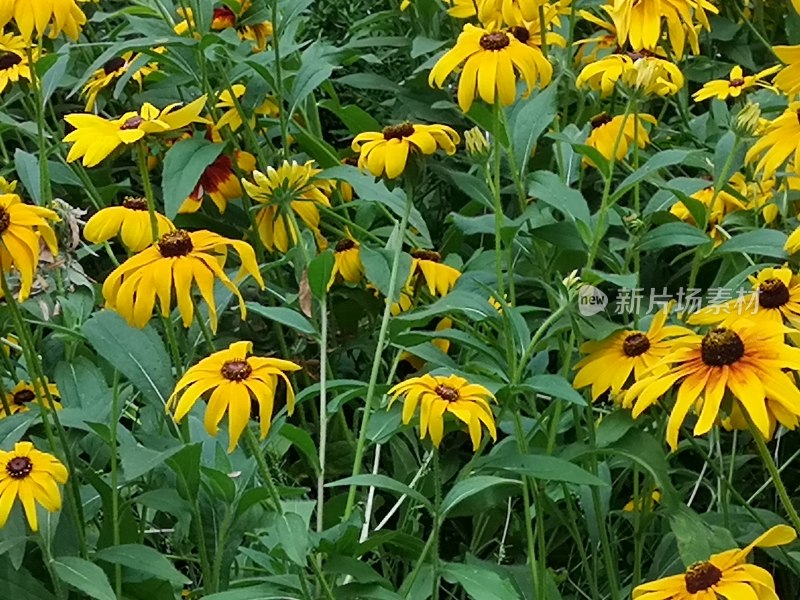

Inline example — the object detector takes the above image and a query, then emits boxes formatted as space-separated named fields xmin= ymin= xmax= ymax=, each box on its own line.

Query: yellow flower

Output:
xmin=167 ymin=341 xmax=300 ymax=452
xmin=175 ymin=3 xmax=272 ymax=51
xmin=0 ymin=177 xmax=17 ymax=194
xmin=0 ymin=0 xmax=87 ymax=41
xmin=179 ymin=151 xmax=256 ymax=214
xmin=605 ymin=0 xmax=717 ymax=59
xmin=83 ymin=197 xmax=175 ymax=252
xmin=388 ymin=374 xmax=497 ymax=450
xmin=576 ymin=52 xmax=684 ymax=97
xmin=692 ymin=65 xmax=778 ymax=102
xmin=624 ymin=320 xmax=800 ymax=449
xmin=410 ymin=250 xmax=461 ymax=297
xmin=574 ymin=10 xmax=621 ymax=64
xmin=429 ymin=24 xmax=552 ymax=112
xmin=102 ymin=229 xmax=264 ymax=331
xmin=0 ymin=34 xmax=33 ymax=94
xmin=745 ymin=101 xmax=800 ymax=178
xmin=773 ymin=45 xmax=800 ymax=96
xmin=215 ymin=84 xmax=279 ymax=132
xmin=0 ymin=441 xmax=68 ymax=531
xmin=786 ymin=226 xmax=800 ymax=255
xmin=623 ymin=490 xmax=661 ymax=512
xmin=2 ymin=381 xmax=62 ymax=418
xmin=728 ymin=171 xmax=777 ymax=224
xmin=669 ymin=185 xmax=747 ymax=244
xmin=81 ymin=52 xmax=159 ymax=111
xmin=242 ymin=161 xmax=333 ymax=253
xmin=464 ymin=127 xmax=490 ymax=156
xmin=400 ymin=318 xmax=453 ymax=371
xmin=351 ymin=122 xmax=460 ymax=179
xmin=0 ymin=193 xmax=59 ymax=301
xmin=328 ymin=236 xmax=364 ymax=288
xmin=64 ymin=97 xmax=209 ymax=167
xmin=444 ymin=0 xmax=547 ymax=27
xmin=584 ymin=113 xmax=657 ymax=166
xmin=633 ymin=525 xmax=796 ymax=599
xmin=573 ymin=308 xmax=691 ymax=402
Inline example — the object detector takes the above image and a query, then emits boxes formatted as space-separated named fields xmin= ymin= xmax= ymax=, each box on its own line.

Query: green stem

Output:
xmin=511 ymin=413 xmax=542 ymax=595
xmin=110 ymin=371 xmax=122 ymax=598
xmin=492 ymin=101 xmax=506 ymax=298
xmin=29 ymin=41 xmax=53 ymax=205
xmin=432 ymin=450 xmax=442 ymax=600
xmin=270 ymin=0 xmax=291 ymax=156
xmin=135 ymin=141 xmax=160 ymax=241
xmin=317 ymin=294 xmax=328 ymax=533
xmin=244 ymin=426 xmax=283 ymax=513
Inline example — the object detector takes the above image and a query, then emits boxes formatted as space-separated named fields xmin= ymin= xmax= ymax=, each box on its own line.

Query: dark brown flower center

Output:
xmin=0 ymin=52 xmax=22 ymax=70
xmin=213 ymin=6 xmax=236 ymax=21
xmin=157 ymin=230 xmax=194 ymax=258
xmin=121 ymin=116 xmax=144 ymax=130
xmin=758 ymin=278 xmax=790 ymax=309
xmin=0 ymin=207 xmax=9 ymax=234
xmin=435 ymin=384 xmax=459 ymax=402
xmin=336 ymin=238 xmax=356 ymax=252
xmin=508 ymin=26 xmax=530 ymax=44
xmin=684 ymin=561 xmax=722 ymax=593
xmin=103 ymin=56 xmax=127 ymax=75
xmin=6 ymin=456 xmax=32 ymax=479
xmin=12 ymin=389 xmax=36 ymax=406
xmin=796 ymin=109 xmax=800 ymax=126
xmin=412 ymin=249 xmax=441 ymax=263
xmin=480 ymin=32 xmax=510 ymax=51
xmin=122 ymin=196 xmax=148 ymax=211
xmin=622 ymin=332 xmax=650 ymax=357
xmin=221 ymin=359 xmax=252 ymax=381
xmin=383 ymin=122 xmax=415 ymax=140
xmin=343 ymin=156 xmax=359 ymax=166
xmin=700 ymin=328 xmax=745 ymax=367
xmin=591 ymin=112 xmax=613 ymax=128
xmin=729 ymin=78 xmax=745 ymax=87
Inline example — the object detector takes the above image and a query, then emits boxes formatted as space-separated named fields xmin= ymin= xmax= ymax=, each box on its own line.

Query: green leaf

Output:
xmin=83 ymin=311 xmax=175 ymax=406
xmin=162 ymin=137 xmax=224 ymax=218
xmin=326 ymin=474 xmax=432 ymax=510
xmin=360 ymin=245 xmax=413 ymax=303
xmin=510 ymin=85 xmax=558 ymax=178
xmin=485 ymin=455 xmax=607 ymax=486
xmin=670 ymin=508 xmax=716 ymax=566
xmin=527 ymin=171 xmax=591 ymax=224
xmin=524 ymin=374 xmax=587 ymax=406
xmin=95 ymin=544 xmax=190 ymax=585
xmin=246 ymin=303 xmax=316 ymax=335
xmin=203 ymin=584 xmax=298 ymax=600
xmin=53 ymin=357 xmax=111 ymax=416
xmin=639 ymin=222 xmax=711 ymax=251
xmin=119 ymin=443 xmax=183 ymax=482
xmin=53 ymin=557 xmax=115 ymax=600
xmin=0 ymin=562 xmax=55 ymax=600
xmin=308 ymin=250 xmax=335 ymax=299
xmin=392 ymin=290 xmax=498 ymax=323
xmin=440 ymin=476 xmax=520 ymax=516
xmin=275 ymin=512 xmax=310 ymax=565
xmin=715 ymin=229 xmax=788 ymax=259
xmin=13 ymin=149 xmax=40 ymax=204
xmin=442 ymin=563 xmax=521 ymax=600
xmin=289 ymin=42 xmax=336 ymax=117
xmin=612 ymin=149 xmax=700 ymax=202
xmin=714 ymin=131 xmax=745 ymax=183
xmin=40 ymin=53 xmax=70 ymax=104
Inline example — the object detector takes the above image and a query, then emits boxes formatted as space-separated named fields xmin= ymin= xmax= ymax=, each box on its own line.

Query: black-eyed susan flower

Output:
xmin=410 ymin=249 xmax=461 ymax=297
xmin=633 ymin=525 xmax=796 ymax=599
xmin=669 ymin=185 xmax=747 ymax=245
xmin=623 ymin=490 xmax=661 ymax=512
xmin=773 ymin=45 xmax=800 ymax=96
xmin=1 ymin=381 xmax=62 ymax=418
xmin=102 ymin=230 xmax=264 ymax=331
xmin=351 ymin=123 xmax=460 ymax=179
xmin=0 ymin=34 xmax=32 ymax=94
xmin=786 ymin=226 xmax=800 ymax=255
xmin=242 ymin=161 xmax=333 ymax=253
xmin=689 ymin=267 xmax=800 ymax=329
xmin=729 ymin=171 xmax=778 ymax=224
xmin=399 ymin=318 xmax=453 ymax=371
xmin=175 ymin=2 xmax=272 ymax=51
xmin=576 ymin=52 xmax=684 ymax=97
xmin=573 ymin=308 xmax=690 ymax=401
xmin=0 ymin=193 xmax=59 ymax=301
xmin=328 ymin=235 xmax=364 ymax=289
xmin=64 ymin=97 xmax=208 ymax=167
xmin=445 ymin=0 xmax=555 ymax=26
xmin=429 ymin=24 xmax=552 ymax=112
xmin=574 ymin=10 xmax=621 ymax=64
xmin=215 ymin=84 xmax=279 ymax=133
xmin=179 ymin=151 xmax=256 ymax=214
xmin=0 ymin=441 xmax=68 ymax=531
xmin=624 ymin=320 xmax=800 ymax=450
xmin=388 ymin=374 xmax=497 ymax=450
xmin=0 ymin=0 xmax=87 ymax=40
xmin=584 ymin=113 xmax=656 ymax=166
xmin=745 ymin=102 xmax=800 ymax=178
xmin=692 ymin=65 xmax=778 ymax=102
xmin=83 ymin=197 xmax=175 ymax=252
xmin=167 ymin=341 xmax=300 ymax=452
xmin=81 ymin=52 xmax=159 ymax=111
xmin=605 ymin=0 xmax=717 ymax=59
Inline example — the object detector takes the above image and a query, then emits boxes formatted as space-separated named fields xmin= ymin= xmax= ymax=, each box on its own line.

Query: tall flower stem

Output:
xmin=110 ymin=371 xmax=122 ymax=598
xmin=28 ymin=41 xmax=53 ymax=205
xmin=317 ymin=294 xmax=328 ymax=533
xmin=431 ymin=449 xmax=443 ymax=600
xmin=491 ymin=101 xmax=506 ymax=298
xmin=343 ymin=190 xmax=413 ymax=519
xmin=135 ymin=142 xmax=161 ymax=241
xmin=511 ymin=413 xmax=543 ymax=595
xmin=244 ymin=426 xmax=284 ymax=513
xmin=270 ymin=0 xmax=291 ymax=157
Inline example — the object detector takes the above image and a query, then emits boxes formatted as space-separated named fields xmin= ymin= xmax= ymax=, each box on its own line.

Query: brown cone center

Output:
xmin=700 ymin=328 xmax=745 ymax=367
xmin=383 ymin=122 xmax=415 ymax=140
xmin=12 ymin=389 xmax=36 ymax=406
xmin=6 ymin=456 xmax=32 ymax=479
xmin=758 ymin=278 xmax=790 ymax=309
xmin=0 ymin=52 xmax=22 ymax=70
xmin=480 ymin=32 xmax=510 ymax=51
xmin=221 ymin=360 xmax=252 ymax=381
xmin=122 ymin=196 xmax=148 ymax=211
xmin=412 ymin=249 xmax=442 ymax=263
xmin=435 ymin=385 xmax=459 ymax=402
xmin=591 ymin=113 xmax=613 ymax=128
xmin=508 ymin=26 xmax=529 ymax=44
xmin=684 ymin=561 xmax=722 ymax=593
xmin=729 ymin=78 xmax=745 ymax=87
xmin=0 ymin=207 xmax=9 ymax=234
xmin=336 ymin=238 xmax=356 ymax=252
xmin=622 ymin=332 xmax=650 ymax=357
xmin=158 ymin=230 xmax=194 ymax=258
xmin=103 ymin=56 xmax=127 ymax=75
xmin=121 ymin=116 xmax=144 ymax=130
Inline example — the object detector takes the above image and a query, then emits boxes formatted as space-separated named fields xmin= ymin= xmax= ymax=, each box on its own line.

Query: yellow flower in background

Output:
xmin=692 ymin=65 xmax=778 ymax=102
xmin=574 ymin=11 xmax=620 ymax=64
xmin=328 ymin=235 xmax=364 ymax=288
xmin=179 ymin=151 xmax=256 ymax=214
xmin=0 ymin=193 xmax=59 ymax=301
xmin=0 ymin=0 xmax=87 ymax=41
xmin=0 ymin=441 xmax=68 ymax=531
xmin=410 ymin=249 xmax=462 ymax=297
xmin=388 ymin=374 xmax=497 ymax=450
xmin=1 ymin=381 xmax=62 ymax=418
xmin=216 ymin=84 xmax=279 ymax=132
xmin=429 ymin=24 xmax=552 ymax=112
xmin=605 ymin=0 xmax=717 ymax=58
xmin=444 ymin=0 xmax=552 ymax=27
xmin=0 ymin=177 xmax=17 ymax=194
xmin=83 ymin=197 xmax=175 ymax=252
xmin=573 ymin=308 xmax=691 ymax=401
xmin=633 ymin=525 xmax=796 ymax=599
xmin=400 ymin=318 xmax=453 ymax=371
xmin=623 ymin=490 xmax=661 ymax=512
xmin=623 ymin=320 xmax=800 ymax=450
xmin=464 ymin=127 xmax=490 ymax=156
xmin=102 ymin=230 xmax=264 ymax=331
xmin=773 ymin=45 xmax=800 ymax=95
xmin=746 ymin=101 xmax=800 ymax=178
xmin=584 ymin=113 xmax=656 ymax=166
xmin=669 ymin=185 xmax=747 ymax=244
xmin=728 ymin=171 xmax=778 ymax=224
xmin=175 ymin=2 xmax=272 ymax=51
xmin=786 ymin=226 xmax=800 ymax=255
xmin=81 ymin=52 xmax=160 ymax=111
xmin=577 ymin=52 xmax=684 ymax=97
xmin=64 ymin=96 xmax=209 ymax=167
xmin=167 ymin=341 xmax=300 ymax=453
xmin=242 ymin=161 xmax=333 ymax=253
xmin=351 ymin=123 xmax=460 ymax=179
xmin=0 ymin=34 xmax=34 ymax=94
